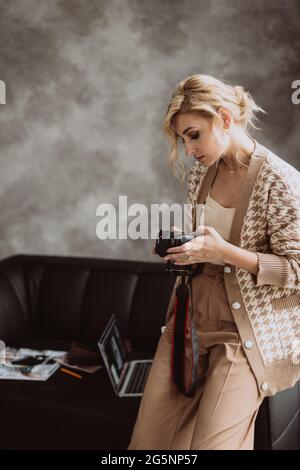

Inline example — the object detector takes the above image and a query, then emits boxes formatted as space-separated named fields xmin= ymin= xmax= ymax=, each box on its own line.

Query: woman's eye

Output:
xmin=190 ymin=132 xmax=199 ymax=140
xmin=179 ymin=132 xmax=199 ymax=144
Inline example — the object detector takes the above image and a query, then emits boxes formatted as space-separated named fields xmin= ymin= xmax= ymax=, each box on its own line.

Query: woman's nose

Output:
xmin=185 ymin=145 xmax=196 ymax=157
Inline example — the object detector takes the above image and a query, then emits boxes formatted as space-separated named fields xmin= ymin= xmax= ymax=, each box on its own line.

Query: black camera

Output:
xmin=155 ymin=229 xmax=193 ymax=257
xmin=155 ymin=229 xmax=194 ymax=275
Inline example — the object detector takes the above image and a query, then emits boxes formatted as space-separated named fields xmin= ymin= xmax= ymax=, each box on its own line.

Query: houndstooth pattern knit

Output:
xmin=187 ymin=149 xmax=300 ymax=368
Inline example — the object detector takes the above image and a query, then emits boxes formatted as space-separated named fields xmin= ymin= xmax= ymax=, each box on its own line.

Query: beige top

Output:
xmin=203 ymin=188 xmax=236 ymax=265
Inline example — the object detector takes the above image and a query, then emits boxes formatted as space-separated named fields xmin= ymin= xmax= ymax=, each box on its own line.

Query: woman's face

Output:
xmin=173 ymin=111 xmax=227 ymax=167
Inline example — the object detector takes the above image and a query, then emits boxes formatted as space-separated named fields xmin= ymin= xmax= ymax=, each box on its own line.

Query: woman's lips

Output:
xmin=195 ymin=155 xmax=205 ymax=161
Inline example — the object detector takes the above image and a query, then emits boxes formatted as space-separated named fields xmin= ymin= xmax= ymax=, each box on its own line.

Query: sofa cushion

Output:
xmin=0 ymin=269 xmax=31 ymax=344
xmin=129 ymin=272 xmax=175 ymax=353
xmin=34 ymin=266 xmax=90 ymax=340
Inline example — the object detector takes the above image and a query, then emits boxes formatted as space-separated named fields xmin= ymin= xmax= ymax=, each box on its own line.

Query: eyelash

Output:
xmin=180 ymin=132 xmax=200 ymax=144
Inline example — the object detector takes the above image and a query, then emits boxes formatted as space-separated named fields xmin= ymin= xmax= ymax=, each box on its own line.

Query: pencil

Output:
xmin=60 ymin=367 xmax=82 ymax=379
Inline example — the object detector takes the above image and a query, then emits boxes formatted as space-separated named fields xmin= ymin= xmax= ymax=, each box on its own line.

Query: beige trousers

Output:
xmin=127 ymin=263 xmax=263 ymax=450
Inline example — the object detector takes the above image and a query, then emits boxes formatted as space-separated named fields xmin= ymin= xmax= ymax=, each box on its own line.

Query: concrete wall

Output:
xmin=0 ymin=0 xmax=299 ymax=261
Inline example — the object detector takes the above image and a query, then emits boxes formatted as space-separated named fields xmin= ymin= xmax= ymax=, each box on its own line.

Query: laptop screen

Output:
xmin=98 ymin=315 xmax=128 ymax=392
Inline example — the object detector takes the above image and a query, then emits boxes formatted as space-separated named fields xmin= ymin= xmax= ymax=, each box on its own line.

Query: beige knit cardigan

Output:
xmin=166 ymin=140 xmax=300 ymax=397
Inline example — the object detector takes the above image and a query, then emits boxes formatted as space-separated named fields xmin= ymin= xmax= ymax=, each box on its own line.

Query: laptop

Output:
xmin=98 ymin=314 xmax=153 ymax=397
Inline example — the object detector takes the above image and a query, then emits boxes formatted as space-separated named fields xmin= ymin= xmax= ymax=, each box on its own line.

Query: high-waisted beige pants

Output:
xmin=127 ymin=262 xmax=263 ymax=450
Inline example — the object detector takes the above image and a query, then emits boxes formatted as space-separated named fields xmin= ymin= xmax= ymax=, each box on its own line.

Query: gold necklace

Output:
xmin=218 ymin=139 xmax=256 ymax=174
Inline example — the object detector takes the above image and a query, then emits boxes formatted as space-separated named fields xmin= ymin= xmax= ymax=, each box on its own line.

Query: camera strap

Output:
xmin=171 ymin=274 xmax=200 ymax=398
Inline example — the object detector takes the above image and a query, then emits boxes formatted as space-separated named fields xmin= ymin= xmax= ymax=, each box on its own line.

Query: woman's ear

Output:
xmin=217 ymin=106 xmax=231 ymax=129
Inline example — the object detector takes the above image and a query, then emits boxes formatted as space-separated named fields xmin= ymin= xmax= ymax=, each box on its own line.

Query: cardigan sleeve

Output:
xmin=254 ymin=175 xmax=300 ymax=289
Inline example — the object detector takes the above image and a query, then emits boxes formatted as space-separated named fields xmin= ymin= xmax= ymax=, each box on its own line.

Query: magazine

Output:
xmin=54 ymin=342 xmax=103 ymax=373
xmin=0 ymin=347 xmax=66 ymax=381
xmin=54 ymin=355 xmax=103 ymax=374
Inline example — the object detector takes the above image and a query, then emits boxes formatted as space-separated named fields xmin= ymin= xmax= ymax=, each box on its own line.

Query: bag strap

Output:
xmin=171 ymin=274 xmax=201 ymax=398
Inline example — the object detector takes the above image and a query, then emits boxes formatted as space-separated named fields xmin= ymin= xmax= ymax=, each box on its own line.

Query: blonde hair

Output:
xmin=162 ymin=74 xmax=266 ymax=182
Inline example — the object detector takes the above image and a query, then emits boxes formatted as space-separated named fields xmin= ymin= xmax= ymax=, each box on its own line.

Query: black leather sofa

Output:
xmin=0 ymin=254 xmax=299 ymax=450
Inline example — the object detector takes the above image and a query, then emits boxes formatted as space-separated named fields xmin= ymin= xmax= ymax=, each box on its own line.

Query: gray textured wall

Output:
xmin=0 ymin=0 xmax=299 ymax=262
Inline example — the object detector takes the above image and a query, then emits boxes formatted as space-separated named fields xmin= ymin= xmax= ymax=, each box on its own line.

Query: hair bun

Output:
xmin=234 ymin=85 xmax=246 ymax=107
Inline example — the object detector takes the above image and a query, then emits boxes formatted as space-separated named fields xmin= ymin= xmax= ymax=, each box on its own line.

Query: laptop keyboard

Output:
xmin=125 ymin=362 xmax=152 ymax=394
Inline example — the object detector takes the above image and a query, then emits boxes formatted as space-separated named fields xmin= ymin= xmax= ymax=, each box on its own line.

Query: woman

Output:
xmin=128 ymin=74 xmax=300 ymax=450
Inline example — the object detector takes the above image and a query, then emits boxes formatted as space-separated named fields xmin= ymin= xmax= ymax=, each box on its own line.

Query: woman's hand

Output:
xmin=164 ymin=225 xmax=230 ymax=265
